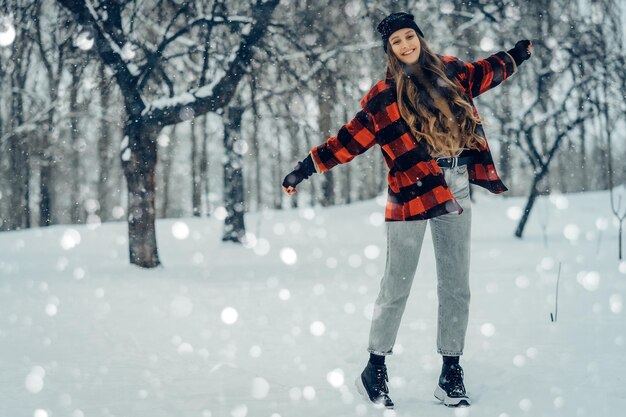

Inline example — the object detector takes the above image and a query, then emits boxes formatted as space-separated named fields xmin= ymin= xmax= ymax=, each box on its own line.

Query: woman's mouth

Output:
xmin=402 ymin=49 xmax=415 ymax=56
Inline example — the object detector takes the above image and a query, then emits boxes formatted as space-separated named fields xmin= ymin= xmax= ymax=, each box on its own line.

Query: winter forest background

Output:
xmin=1 ymin=1 xmax=626 ymax=417
xmin=0 ymin=0 xmax=625 ymax=266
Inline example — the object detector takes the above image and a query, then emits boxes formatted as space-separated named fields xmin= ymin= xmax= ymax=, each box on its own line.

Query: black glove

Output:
xmin=282 ymin=154 xmax=316 ymax=189
xmin=507 ymin=40 xmax=532 ymax=66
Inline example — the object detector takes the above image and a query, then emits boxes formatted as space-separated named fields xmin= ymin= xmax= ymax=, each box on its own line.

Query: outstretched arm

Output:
xmin=282 ymin=108 xmax=377 ymax=195
xmin=455 ymin=40 xmax=533 ymax=98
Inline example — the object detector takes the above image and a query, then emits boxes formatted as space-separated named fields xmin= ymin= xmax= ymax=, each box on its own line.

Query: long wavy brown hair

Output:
xmin=386 ymin=34 xmax=486 ymax=156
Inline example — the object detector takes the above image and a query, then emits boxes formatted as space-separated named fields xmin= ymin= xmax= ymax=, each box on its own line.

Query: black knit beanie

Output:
xmin=377 ymin=12 xmax=424 ymax=52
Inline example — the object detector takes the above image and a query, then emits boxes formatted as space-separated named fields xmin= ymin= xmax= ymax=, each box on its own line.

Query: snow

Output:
xmin=0 ymin=15 xmax=16 ymax=47
xmin=0 ymin=190 xmax=625 ymax=417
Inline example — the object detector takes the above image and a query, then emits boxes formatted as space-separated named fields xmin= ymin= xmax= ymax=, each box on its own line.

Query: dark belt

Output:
xmin=435 ymin=156 xmax=474 ymax=168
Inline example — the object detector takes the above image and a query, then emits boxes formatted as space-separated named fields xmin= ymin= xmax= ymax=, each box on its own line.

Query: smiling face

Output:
xmin=389 ymin=28 xmax=421 ymax=65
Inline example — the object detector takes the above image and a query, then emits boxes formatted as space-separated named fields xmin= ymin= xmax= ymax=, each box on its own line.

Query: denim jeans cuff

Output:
xmin=437 ymin=349 xmax=464 ymax=356
xmin=367 ymin=348 xmax=393 ymax=356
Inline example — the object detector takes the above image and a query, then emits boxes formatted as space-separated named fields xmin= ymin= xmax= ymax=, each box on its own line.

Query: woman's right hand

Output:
xmin=282 ymin=168 xmax=305 ymax=194
xmin=282 ymin=155 xmax=316 ymax=195
xmin=283 ymin=185 xmax=298 ymax=195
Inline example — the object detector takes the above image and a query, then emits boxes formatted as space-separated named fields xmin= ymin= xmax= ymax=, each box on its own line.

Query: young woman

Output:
xmin=282 ymin=12 xmax=532 ymax=409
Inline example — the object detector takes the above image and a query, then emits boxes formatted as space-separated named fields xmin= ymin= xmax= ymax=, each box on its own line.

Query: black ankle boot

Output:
xmin=356 ymin=361 xmax=394 ymax=409
xmin=434 ymin=363 xmax=470 ymax=407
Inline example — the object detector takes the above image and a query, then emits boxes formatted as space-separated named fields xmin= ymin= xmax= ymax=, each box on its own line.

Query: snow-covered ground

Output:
xmin=1 ymin=189 xmax=625 ymax=417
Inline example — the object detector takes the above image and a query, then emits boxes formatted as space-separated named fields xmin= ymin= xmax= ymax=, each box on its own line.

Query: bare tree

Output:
xmin=57 ymin=0 xmax=280 ymax=267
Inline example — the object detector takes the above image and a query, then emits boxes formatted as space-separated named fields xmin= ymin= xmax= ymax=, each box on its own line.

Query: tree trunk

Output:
xmin=160 ymin=125 xmax=176 ymax=218
xmin=97 ymin=63 xmax=114 ymax=222
xmin=250 ymin=80 xmax=262 ymax=212
xmin=515 ymin=168 xmax=547 ymax=238
xmin=191 ymin=119 xmax=202 ymax=216
xmin=578 ymin=88 xmax=587 ymax=192
xmin=201 ymin=116 xmax=211 ymax=216
xmin=69 ymin=63 xmax=81 ymax=223
xmin=222 ymin=105 xmax=246 ymax=242
xmin=8 ymin=43 xmax=30 ymax=230
xmin=318 ymin=72 xmax=335 ymax=206
xmin=273 ymin=121 xmax=282 ymax=210
xmin=39 ymin=92 xmax=56 ymax=227
xmin=123 ymin=120 xmax=160 ymax=267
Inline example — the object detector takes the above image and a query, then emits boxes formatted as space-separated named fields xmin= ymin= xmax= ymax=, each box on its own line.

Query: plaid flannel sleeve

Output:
xmin=456 ymin=51 xmax=518 ymax=98
xmin=309 ymin=108 xmax=377 ymax=173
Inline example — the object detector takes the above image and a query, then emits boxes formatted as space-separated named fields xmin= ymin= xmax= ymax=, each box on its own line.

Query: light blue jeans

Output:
xmin=368 ymin=165 xmax=472 ymax=356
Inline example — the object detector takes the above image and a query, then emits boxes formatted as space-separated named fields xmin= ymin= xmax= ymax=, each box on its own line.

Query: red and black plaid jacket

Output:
xmin=310 ymin=51 xmax=519 ymax=221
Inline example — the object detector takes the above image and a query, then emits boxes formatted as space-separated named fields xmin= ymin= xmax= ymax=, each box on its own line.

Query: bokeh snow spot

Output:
xmin=253 ymin=238 xmax=270 ymax=256
xmin=577 ymin=271 xmax=600 ymax=291
xmin=549 ymin=193 xmax=569 ymax=209
xmin=326 ymin=257 xmax=338 ymax=268
xmin=233 ymin=140 xmax=248 ymax=155
xmin=358 ymin=77 xmax=372 ymax=92
xmin=73 ymin=267 xmax=86 ymax=280
xmin=554 ymin=396 xmax=564 ymax=408
xmin=280 ymin=248 xmax=297 ymax=265
xmin=0 ymin=16 xmax=16 ymax=46
xmin=251 ymin=377 xmax=270 ymax=399
xmin=170 ymin=296 xmax=193 ymax=318
xmin=249 ymin=345 xmax=262 ymax=358
xmin=506 ymin=206 xmax=523 ymax=220
xmin=230 ymin=404 xmax=247 ymax=417
xmin=302 ymin=386 xmax=316 ymax=400
xmin=61 ymin=229 xmax=81 ymax=250
xmin=519 ymin=398 xmax=532 ymax=411
xmin=273 ymin=223 xmax=286 ymax=235
xmin=480 ymin=323 xmax=495 ymax=337
xmin=289 ymin=387 xmax=302 ymax=401
xmin=513 ymin=355 xmax=526 ymax=367
xmin=348 ymin=254 xmax=362 ymax=268
xmin=515 ymin=275 xmax=530 ymax=289
xmin=563 ymin=224 xmax=580 ymax=241
xmin=278 ymin=289 xmax=291 ymax=301
xmin=310 ymin=321 xmax=326 ymax=336
xmin=25 ymin=366 xmax=45 ymax=393
xmin=33 ymin=410 xmax=48 ymax=417
xmin=609 ymin=294 xmax=623 ymax=314
xmin=344 ymin=0 xmax=361 ymax=17
xmin=74 ymin=31 xmax=94 ymax=50
xmin=45 ymin=304 xmax=57 ymax=317
xmin=112 ymin=206 xmax=125 ymax=219
xmin=595 ymin=217 xmax=608 ymax=230
xmin=440 ymin=1 xmax=454 ymax=14
xmin=327 ymin=369 xmax=345 ymax=388
xmin=300 ymin=208 xmax=316 ymax=220
xmin=540 ymin=257 xmax=555 ymax=270
xmin=172 ymin=222 xmax=190 ymax=240
xmin=364 ymin=244 xmax=380 ymax=260
xmin=480 ymin=36 xmax=494 ymax=51
xmin=221 ymin=307 xmax=238 ymax=325
xmin=213 ymin=206 xmax=227 ymax=220
xmin=369 ymin=212 xmax=385 ymax=226
xmin=313 ymin=284 xmax=325 ymax=296
xmin=618 ymin=261 xmax=626 ymax=274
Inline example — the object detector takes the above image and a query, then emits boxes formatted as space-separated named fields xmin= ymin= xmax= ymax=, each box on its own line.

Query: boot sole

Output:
xmin=355 ymin=376 xmax=394 ymax=409
xmin=434 ymin=385 xmax=471 ymax=407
